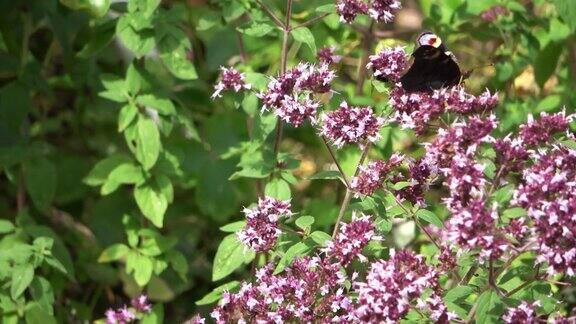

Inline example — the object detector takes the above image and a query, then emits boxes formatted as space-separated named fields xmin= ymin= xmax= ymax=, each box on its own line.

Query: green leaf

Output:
xmin=142 ymin=304 xmax=164 ymax=324
xmin=196 ymin=281 xmax=240 ymax=305
xmin=310 ymin=231 xmax=332 ymax=246
xmin=265 ymin=178 xmax=291 ymax=200
xmin=534 ymin=42 xmax=563 ymax=88
xmin=316 ymin=4 xmax=336 ymax=13
xmin=416 ymin=209 xmax=444 ymax=228
xmin=24 ymin=302 xmax=57 ymax=324
xmin=137 ymin=94 xmax=176 ymax=116
xmin=220 ymin=221 xmax=246 ymax=233
xmin=292 ymin=27 xmax=316 ymax=54
xmin=295 ymin=216 xmax=315 ymax=231
xmin=502 ymin=207 xmax=526 ymax=220
xmin=30 ymin=277 xmax=55 ymax=315
xmin=135 ymin=117 xmax=162 ymax=170
xmin=444 ymin=285 xmax=474 ymax=302
xmin=98 ymin=244 xmax=130 ymax=262
xmin=134 ymin=183 xmax=168 ymax=228
xmin=24 ymin=158 xmax=57 ymax=212
xmin=238 ymin=22 xmax=275 ymax=37
xmin=157 ymin=25 xmax=198 ymax=80
xmin=492 ymin=184 xmax=515 ymax=205
xmin=116 ymin=16 xmax=155 ymax=58
xmin=11 ymin=264 xmax=34 ymax=300
xmin=126 ymin=251 xmax=154 ymax=286
xmin=392 ymin=181 xmax=412 ymax=190
xmin=475 ymin=290 xmax=502 ymax=323
xmin=59 ymin=0 xmax=111 ymax=17
xmin=553 ymin=0 xmax=576 ymax=31
xmin=107 ymin=163 xmax=146 ymax=185
xmin=274 ymin=242 xmax=311 ymax=274
xmin=126 ymin=63 xmax=142 ymax=95
xmin=77 ymin=19 xmax=116 ymax=58
xmin=212 ymin=234 xmax=250 ymax=281
xmin=0 ymin=219 xmax=15 ymax=234
xmin=118 ymin=103 xmax=138 ymax=132
xmin=308 ymin=170 xmax=343 ymax=180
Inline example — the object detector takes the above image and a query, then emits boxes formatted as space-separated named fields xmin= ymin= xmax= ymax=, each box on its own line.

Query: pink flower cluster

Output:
xmin=519 ymin=111 xmax=572 ymax=146
xmin=323 ymin=213 xmax=381 ymax=264
xmin=237 ymin=197 xmax=292 ymax=252
xmin=105 ymin=295 xmax=152 ymax=324
xmin=259 ymin=63 xmax=336 ymax=127
xmin=212 ymin=67 xmax=251 ymax=98
xmin=367 ymin=46 xmax=408 ymax=82
xmin=481 ymin=5 xmax=509 ymax=22
xmin=353 ymin=249 xmax=455 ymax=322
xmin=502 ymin=301 xmax=539 ymax=323
xmin=445 ymin=199 xmax=508 ymax=261
xmin=389 ymin=85 xmax=498 ymax=133
xmin=514 ymin=147 xmax=576 ymax=276
xmin=336 ymin=0 xmax=401 ymax=23
xmin=211 ymin=215 xmax=379 ymax=323
xmin=320 ymin=102 xmax=385 ymax=148
xmin=317 ymin=46 xmax=342 ymax=65
xmin=350 ymin=154 xmax=404 ymax=196
xmin=393 ymin=158 xmax=436 ymax=207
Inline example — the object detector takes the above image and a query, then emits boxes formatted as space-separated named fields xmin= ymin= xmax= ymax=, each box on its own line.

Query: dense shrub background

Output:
xmin=0 ymin=0 xmax=575 ymax=322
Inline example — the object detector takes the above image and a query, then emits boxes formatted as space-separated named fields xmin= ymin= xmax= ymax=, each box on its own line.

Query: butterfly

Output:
xmin=400 ymin=32 xmax=463 ymax=93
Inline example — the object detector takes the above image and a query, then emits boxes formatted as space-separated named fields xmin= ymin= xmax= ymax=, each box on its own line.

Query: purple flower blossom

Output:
xmin=320 ymin=102 xmax=385 ymax=148
xmin=368 ymin=0 xmax=401 ymax=23
xmin=105 ymin=307 xmax=136 ymax=324
xmin=513 ymin=147 xmax=576 ymax=276
xmin=502 ymin=301 xmax=539 ymax=324
xmin=394 ymin=158 xmax=435 ymax=207
xmin=445 ymin=199 xmax=508 ymax=261
xmin=323 ymin=213 xmax=381 ymax=264
xmin=437 ymin=246 xmax=457 ymax=273
xmin=350 ymin=154 xmax=404 ymax=196
xmin=212 ymin=67 xmax=251 ymax=98
xmin=519 ymin=111 xmax=573 ymax=146
xmin=188 ymin=314 xmax=205 ymax=324
xmin=317 ymin=46 xmax=342 ymax=65
xmin=367 ymin=46 xmax=408 ymax=82
xmin=296 ymin=63 xmax=336 ymax=94
xmin=131 ymin=295 xmax=152 ymax=314
xmin=481 ymin=5 xmax=509 ymax=22
xmin=442 ymin=153 xmax=487 ymax=208
xmin=353 ymin=250 xmax=446 ymax=322
xmin=336 ymin=0 xmax=369 ymax=23
xmin=275 ymin=95 xmax=319 ymax=127
xmin=494 ymin=136 xmax=530 ymax=176
xmin=389 ymin=85 xmax=446 ymax=133
xmin=426 ymin=115 xmax=497 ymax=169
xmin=237 ymin=197 xmax=292 ymax=252
xmin=259 ymin=63 xmax=335 ymax=127
xmin=210 ymin=257 xmax=353 ymax=323
xmin=444 ymin=87 xmax=499 ymax=114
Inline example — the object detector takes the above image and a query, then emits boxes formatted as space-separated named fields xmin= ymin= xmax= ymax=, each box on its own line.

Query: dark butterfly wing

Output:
xmin=400 ymin=45 xmax=461 ymax=93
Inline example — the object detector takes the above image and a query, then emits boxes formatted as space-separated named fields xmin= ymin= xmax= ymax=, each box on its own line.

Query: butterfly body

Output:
xmin=400 ymin=32 xmax=462 ymax=93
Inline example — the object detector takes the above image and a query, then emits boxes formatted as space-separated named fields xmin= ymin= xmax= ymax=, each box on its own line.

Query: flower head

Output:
xmin=502 ymin=301 xmax=539 ymax=324
xmin=317 ymin=46 xmax=342 ymax=65
xmin=131 ymin=295 xmax=152 ymax=314
xmin=274 ymin=95 xmax=320 ymax=127
xmin=513 ymin=147 xmax=576 ymax=276
xmin=237 ymin=197 xmax=292 ymax=252
xmin=323 ymin=213 xmax=380 ymax=264
xmin=369 ymin=0 xmax=401 ymax=23
xmin=367 ymin=46 xmax=408 ymax=82
xmin=212 ymin=67 xmax=251 ymax=98
xmin=353 ymin=250 xmax=442 ymax=322
xmin=320 ymin=102 xmax=385 ymax=148
xmin=336 ymin=0 xmax=369 ymax=23
xmin=351 ymin=154 xmax=404 ymax=196
xmin=481 ymin=5 xmax=509 ymax=22
xmin=519 ymin=111 xmax=573 ymax=146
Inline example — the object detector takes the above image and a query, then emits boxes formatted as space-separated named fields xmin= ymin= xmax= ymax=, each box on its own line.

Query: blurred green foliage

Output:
xmin=0 ymin=0 xmax=574 ymax=322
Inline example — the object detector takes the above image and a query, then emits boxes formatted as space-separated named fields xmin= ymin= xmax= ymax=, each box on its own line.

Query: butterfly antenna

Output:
xmin=461 ymin=61 xmax=495 ymax=83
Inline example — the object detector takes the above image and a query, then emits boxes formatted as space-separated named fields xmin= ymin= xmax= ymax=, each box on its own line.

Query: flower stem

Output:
xmin=332 ymin=142 xmax=371 ymax=237
xmin=355 ymin=21 xmax=375 ymax=95
xmin=272 ymin=0 xmax=293 ymax=163
xmin=321 ymin=136 xmax=350 ymax=188
xmin=254 ymin=0 xmax=285 ymax=28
